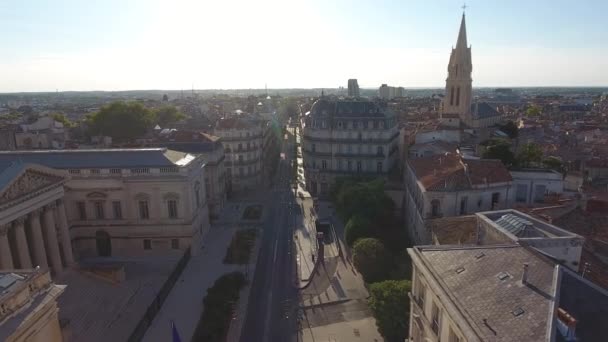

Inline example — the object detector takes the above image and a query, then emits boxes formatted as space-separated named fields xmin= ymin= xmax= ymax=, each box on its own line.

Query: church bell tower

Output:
xmin=442 ymin=12 xmax=473 ymax=123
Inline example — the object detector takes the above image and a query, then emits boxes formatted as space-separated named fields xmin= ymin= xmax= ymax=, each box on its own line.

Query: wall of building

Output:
xmin=63 ymin=164 xmax=209 ymax=258
xmin=510 ymin=170 xmax=564 ymax=206
xmin=215 ymin=125 xmax=264 ymax=192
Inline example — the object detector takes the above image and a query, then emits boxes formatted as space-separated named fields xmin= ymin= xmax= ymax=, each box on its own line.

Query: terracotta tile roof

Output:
xmin=408 ymin=153 xmax=512 ymax=191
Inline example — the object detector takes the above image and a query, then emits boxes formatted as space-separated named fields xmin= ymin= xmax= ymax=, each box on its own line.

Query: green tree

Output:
xmin=368 ymin=280 xmax=412 ymax=342
xmin=499 ymin=120 xmax=518 ymax=138
xmin=526 ymin=105 xmax=541 ymax=116
xmin=154 ymin=105 xmax=186 ymax=127
xmin=482 ymin=139 xmax=516 ymax=167
xmin=86 ymin=101 xmax=155 ymax=142
xmin=353 ymin=238 xmax=391 ymax=283
xmin=517 ymin=143 xmax=543 ymax=168
xmin=543 ymin=156 xmax=565 ymax=174
xmin=344 ymin=214 xmax=373 ymax=247
xmin=334 ymin=178 xmax=394 ymax=222
xmin=50 ymin=113 xmax=74 ymax=128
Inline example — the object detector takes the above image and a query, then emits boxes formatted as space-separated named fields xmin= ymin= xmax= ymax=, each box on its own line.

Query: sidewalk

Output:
xmin=295 ymin=196 xmax=317 ymax=287
xmin=142 ymin=225 xmax=241 ymax=342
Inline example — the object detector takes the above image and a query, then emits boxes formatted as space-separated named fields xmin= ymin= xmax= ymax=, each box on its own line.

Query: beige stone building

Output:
xmin=408 ymin=244 xmax=608 ymax=341
xmin=404 ymin=153 xmax=512 ymax=243
xmin=151 ymin=130 xmax=227 ymax=219
xmin=440 ymin=13 xmax=503 ymax=130
xmin=214 ymin=116 xmax=264 ymax=193
xmin=0 ymin=148 xmax=210 ymax=260
xmin=0 ymin=270 xmax=65 ymax=342
xmin=302 ymin=97 xmax=399 ymax=196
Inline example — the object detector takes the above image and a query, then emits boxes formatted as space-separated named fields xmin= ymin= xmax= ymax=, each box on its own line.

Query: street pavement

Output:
xmin=240 ymin=128 xmax=300 ymax=342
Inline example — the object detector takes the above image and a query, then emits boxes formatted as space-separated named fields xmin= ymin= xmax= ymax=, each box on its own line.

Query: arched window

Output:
xmin=450 ymin=87 xmax=455 ymax=106
xmin=431 ymin=199 xmax=441 ymax=217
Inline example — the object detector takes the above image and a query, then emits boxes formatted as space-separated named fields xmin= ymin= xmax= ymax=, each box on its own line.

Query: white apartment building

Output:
xmin=302 ymin=97 xmax=399 ymax=197
xmin=404 ymin=153 xmax=512 ymax=243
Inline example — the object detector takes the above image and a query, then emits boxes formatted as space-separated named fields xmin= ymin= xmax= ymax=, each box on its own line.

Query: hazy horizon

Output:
xmin=2 ymin=0 xmax=608 ymax=92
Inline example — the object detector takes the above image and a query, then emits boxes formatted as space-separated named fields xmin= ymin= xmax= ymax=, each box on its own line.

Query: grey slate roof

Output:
xmin=0 ymin=162 xmax=27 ymax=190
xmin=0 ymin=148 xmax=194 ymax=170
xmin=309 ymin=98 xmax=393 ymax=119
xmin=471 ymin=102 xmax=501 ymax=119
xmin=416 ymin=245 xmax=556 ymax=341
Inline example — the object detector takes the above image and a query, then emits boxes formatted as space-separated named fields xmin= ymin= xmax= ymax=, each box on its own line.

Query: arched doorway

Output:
xmin=95 ymin=230 xmax=112 ymax=257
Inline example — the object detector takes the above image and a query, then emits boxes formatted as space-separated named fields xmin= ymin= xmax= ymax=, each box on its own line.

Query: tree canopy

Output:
xmin=543 ymin=156 xmax=565 ymax=174
xmin=526 ymin=105 xmax=541 ymax=116
xmin=517 ymin=143 xmax=544 ymax=168
xmin=332 ymin=178 xmax=394 ymax=223
xmin=50 ymin=113 xmax=75 ymax=128
xmin=154 ymin=105 xmax=186 ymax=127
xmin=353 ymin=238 xmax=391 ymax=283
xmin=345 ymin=214 xmax=373 ymax=247
xmin=482 ymin=139 xmax=516 ymax=167
xmin=86 ymin=101 xmax=156 ymax=142
xmin=368 ymin=280 xmax=412 ymax=342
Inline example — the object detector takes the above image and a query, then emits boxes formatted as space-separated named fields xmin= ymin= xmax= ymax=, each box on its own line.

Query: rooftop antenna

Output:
xmin=265 ymin=83 xmax=268 ymax=96
xmin=192 ymin=83 xmax=194 ymax=96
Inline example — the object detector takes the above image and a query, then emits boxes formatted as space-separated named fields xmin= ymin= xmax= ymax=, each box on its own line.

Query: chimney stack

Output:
xmin=522 ymin=263 xmax=529 ymax=284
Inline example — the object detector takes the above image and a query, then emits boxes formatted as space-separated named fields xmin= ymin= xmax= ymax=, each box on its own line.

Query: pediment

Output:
xmin=0 ymin=167 xmax=66 ymax=205
xmin=86 ymin=191 xmax=108 ymax=198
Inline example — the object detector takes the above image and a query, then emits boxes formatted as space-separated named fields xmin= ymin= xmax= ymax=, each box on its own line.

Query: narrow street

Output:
xmin=240 ymin=127 xmax=299 ymax=342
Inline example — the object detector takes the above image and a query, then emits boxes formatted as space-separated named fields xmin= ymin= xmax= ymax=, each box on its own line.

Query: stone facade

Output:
xmin=0 ymin=270 xmax=65 ymax=342
xmin=214 ymin=117 xmax=264 ymax=193
xmin=0 ymin=148 xmax=211 ymax=260
xmin=302 ymin=97 xmax=399 ymax=197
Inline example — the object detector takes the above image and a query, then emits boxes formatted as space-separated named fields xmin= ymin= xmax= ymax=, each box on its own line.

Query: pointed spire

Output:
xmin=456 ymin=12 xmax=468 ymax=50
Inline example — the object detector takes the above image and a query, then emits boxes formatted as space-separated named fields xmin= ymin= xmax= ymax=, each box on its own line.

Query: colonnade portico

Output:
xmin=0 ymin=199 xmax=74 ymax=274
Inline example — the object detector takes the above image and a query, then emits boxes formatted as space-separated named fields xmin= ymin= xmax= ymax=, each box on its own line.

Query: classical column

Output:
xmin=42 ymin=204 xmax=63 ymax=274
xmin=0 ymin=224 xmax=14 ymax=269
xmin=13 ymin=218 xmax=32 ymax=269
xmin=28 ymin=209 xmax=48 ymax=269
xmin=55 ymin=199 xmax=74 ymax=266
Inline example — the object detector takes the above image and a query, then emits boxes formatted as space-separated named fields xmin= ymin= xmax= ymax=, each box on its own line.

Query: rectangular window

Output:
xmin=322 ymin=160 xmax=327 ymax=170
xmin=112 ymin=201 xmax=122 ymax=219
xmin=77 ymin=201 xmax=86 ymax=220
xmin=139 ymin=201 xmax=150 ymax=219
xmin=376 ymin=161 xmax=383 ymax=173
xmin=143 ymin=239 xmax=151 ymax=250
xmin=239 ymin=167 xmax=244 ymax=176
xmin=312 ymin=143 xmax=316 ymax=152
xmin=338 ymin=159 xmax=343 ymax=170
xmin=356 ymin=161 xmax=362 ymax=173
xmin=492 ymin=192 xmax=500 ymax=209
xmin=168 ymin=200 xmax=178 ymax=219
xmin=431 ymin=302 xmax=440 ymax=335
xmin=171 ymin=238 xmax=179 ymax=249
xmin=516 ymin=184 xmax=528 ymax=203
xmin=534 ymin=184 xmax=547 ymax=203
xmin=347 ymin=160 xmax=352 ymax=171
xmin=459 ymin=196 xmax=468 ymax=215
xmin=94 ymin=201 xmax=105 ymax=219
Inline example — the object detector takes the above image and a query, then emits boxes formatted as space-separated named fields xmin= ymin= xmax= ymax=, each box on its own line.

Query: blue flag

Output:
xmin=171 ymin=320 xmax=182 ymax=342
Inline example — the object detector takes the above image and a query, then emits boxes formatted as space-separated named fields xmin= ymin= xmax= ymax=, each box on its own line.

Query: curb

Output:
xmin=300 ymin=298 xmax=351 ymax=310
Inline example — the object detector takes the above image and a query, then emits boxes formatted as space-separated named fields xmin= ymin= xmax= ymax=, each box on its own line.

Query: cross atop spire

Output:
xmin=462 ymin=3 xmax=467 ymax=13
xmin=456 ymin=8 xmax=468 ymax=50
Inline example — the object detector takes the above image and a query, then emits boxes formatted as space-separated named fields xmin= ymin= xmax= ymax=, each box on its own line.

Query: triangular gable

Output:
xmin=0 ymin=163 xmax=67 ymax=205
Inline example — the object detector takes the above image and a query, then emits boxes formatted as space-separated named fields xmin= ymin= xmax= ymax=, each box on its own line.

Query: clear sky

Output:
xmin=1 ymin=0 xmax=607 ymax=92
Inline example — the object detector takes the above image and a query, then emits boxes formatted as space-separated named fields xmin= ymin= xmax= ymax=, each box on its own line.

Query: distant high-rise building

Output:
xmin=379 ymin=84 xmax=405 ymax=100
xmin=347 ymin=79 xmax=360 ymax=97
